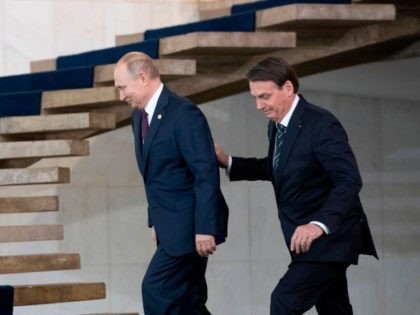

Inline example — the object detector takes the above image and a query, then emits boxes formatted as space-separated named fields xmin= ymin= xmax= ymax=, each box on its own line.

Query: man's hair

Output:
xmin=117 ymin=51 xmax=160 ymax=79
xmin=246 ymin=56 xmax=299 ymax=93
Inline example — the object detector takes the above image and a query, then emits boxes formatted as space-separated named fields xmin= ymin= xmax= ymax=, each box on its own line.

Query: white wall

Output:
xmin=0 ymin=0 xmax=200 ymax=76
xmin=1 ymin=1 xmax=420 ymax=314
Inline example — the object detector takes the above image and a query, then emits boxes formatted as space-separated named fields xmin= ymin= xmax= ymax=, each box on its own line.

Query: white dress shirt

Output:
xmin=143 ymin=83 xmax=164 ymax=125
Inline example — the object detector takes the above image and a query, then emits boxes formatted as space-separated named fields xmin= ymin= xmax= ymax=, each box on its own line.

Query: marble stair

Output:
xmin=0 ymin=196 xmax=58 ymax=214
xmin=0 ymin=140 xmax=88 ymax=168
xmin=31 ymin=57 xmax=197 ymax=78
xmin=0 ymin=253 xmax=80 ymax=274
xmin=156 ymin=31 xmax=296 ymax=56
xmin=0 ymin=224 xmax=63 ymax=242
xmin=13 ymin=283 xmax=106 ymax=306
xmin=0 ymin=167 xmax=70 ymax=186
xmin=0 ymin=112 xmax=116 ymax=142
xmin=0 ymin=1 xmax=418 ymax=313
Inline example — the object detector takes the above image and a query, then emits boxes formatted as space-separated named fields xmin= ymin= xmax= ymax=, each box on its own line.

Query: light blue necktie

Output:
xmin=273 ymin=124 xmax=286 ymax=178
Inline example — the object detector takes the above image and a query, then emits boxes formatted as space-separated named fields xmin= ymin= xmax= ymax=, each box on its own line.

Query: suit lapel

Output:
xmin=275 ymin=99 xmax=306 ymax=186
xmin=131 ymin=108 xmax=145 ymax=174
xmin=141 ymin=86 xmax=169 ymax=173
xmin=268 ymin=121 xmax=276 ymax=181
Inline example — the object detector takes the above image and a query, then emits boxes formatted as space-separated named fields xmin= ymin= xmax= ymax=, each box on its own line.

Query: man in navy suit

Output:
xmin=114 ymin=51 xmax=228 ymax=315
xmin=215 ymin=56 xmax=377 ymax=314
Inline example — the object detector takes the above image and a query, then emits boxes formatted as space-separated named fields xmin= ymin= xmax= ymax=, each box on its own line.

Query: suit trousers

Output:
xmin=142 ymin=245 xmax=211 ymax=315
xmin=270 ymin=261 xmax=353 ymax=315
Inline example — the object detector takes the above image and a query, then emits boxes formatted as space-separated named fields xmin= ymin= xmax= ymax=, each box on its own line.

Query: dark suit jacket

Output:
xmin=0 ymin=285 xmax=13 ymax=315
xmin=131 ymin=86 xmax=228 ymax=257
xmin=230 ymin=96 xmax=377 ymax=264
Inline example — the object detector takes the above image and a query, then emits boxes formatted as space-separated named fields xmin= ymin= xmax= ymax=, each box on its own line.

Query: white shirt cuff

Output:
xmin=226 ymin=156 xmax=232 ymax=177
xmin=310 ymin=221 xmax=330 ymax=235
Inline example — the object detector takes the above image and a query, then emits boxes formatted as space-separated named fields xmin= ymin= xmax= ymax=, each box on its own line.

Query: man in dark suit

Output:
xmin=114 ymin=51 xmax=228 ymax=315
xmin=215 ymin=56 xmax=377 ymax=314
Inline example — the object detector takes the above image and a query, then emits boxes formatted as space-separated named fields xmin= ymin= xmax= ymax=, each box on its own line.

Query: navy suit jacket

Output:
xmin=132 ymin=86 xmax=228 ymax=257
xmin=231 ymin=96 xmax=377 ymax=264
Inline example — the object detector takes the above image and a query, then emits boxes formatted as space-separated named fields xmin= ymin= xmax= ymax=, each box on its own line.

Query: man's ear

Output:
xmin=284 ymin=80 xmax=294 ymax=96
xmin=138 ymin=71 xmax=148 ymax=84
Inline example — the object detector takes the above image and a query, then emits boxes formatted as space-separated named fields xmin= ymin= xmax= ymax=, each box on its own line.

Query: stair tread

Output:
xmin=0 ymin=112 xmax=115 ymax=135
xmin=0 ymin=253 xmax=80 ymax=274
xmin=256 ymin=3 xmax=396 ymax=30
xmin=158 ymin=31 xmax=296 ymax=56
xmin=13 ymin=282 xmax=106 ymax=306
xmin=0 ymin=224 xmax=63 ymax=243
xmin=0 ymin=167 xmax=70 ymax=186
xmin=42 ymin=87 xmax=121 ymax=112
xmin=0 ymin=139 xmax=89 ymax=160
xmin=115 ymin=32 xmax=144 ymax=46
xmin=94 ymin=59 xmax=196 ymax=85
xmin=0 ymin=196 xmax=58 ymax=213
xmin=0 ymin=112 xmax=116 ymax=141
xmin=30 ymin=57 xmax=196 ymax=80
xmin=41 ymin=88 xmax=133 ymax=126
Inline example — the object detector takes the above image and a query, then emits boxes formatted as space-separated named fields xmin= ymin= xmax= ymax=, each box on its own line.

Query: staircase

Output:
xmin=0 ymin=0 xmax=418 ymax=313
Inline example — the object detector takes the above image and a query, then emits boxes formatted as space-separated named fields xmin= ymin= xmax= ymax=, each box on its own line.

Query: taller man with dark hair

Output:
xmin=215 ymin=56 xmax=377 ymax=314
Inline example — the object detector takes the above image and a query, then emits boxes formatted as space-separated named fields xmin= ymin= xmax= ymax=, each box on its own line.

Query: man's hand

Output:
xmin=195 ymin=234 xmax=216 ymax=257
xmin=151 ymin=227 xmax=157 ymax=245
xmin=290 ymin=223 xmax=324 ymax=254
xmin=214 ymin=144 xmax=229 ymax=169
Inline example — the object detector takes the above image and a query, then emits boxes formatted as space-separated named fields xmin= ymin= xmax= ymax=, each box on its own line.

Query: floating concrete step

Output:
xmin=0 ymin=253 xmax=80 ymax=274
xmin=355 ymin=0 xmax=420 ymax=18
xmin=255 ymin=4 xmax=396 ymax=30
xmin=30 ymin=58 xmax=56 ymax=73
xmin=0 ymin=139 xmax=88 ymax=168
xmin=115 ymin=32 xmax=144 ymax=46
xmin=30 ymin=56 xmax=196 ymax=81
xmin=0 ymin=112 xmax=116 ymax=141
xmin=198 ymin=0 xmax=232 ymax=20
xmin=13 ymin=282 xmax=106 ymax=306
xmin=41 ymin=87 xmax=132 ymax=126
xmin=94 ymin=59 xmax=196 ymax=86
xmin=0 ymin=224 xmax=63 ymax=242
xmin=0 ymin=139 xmax=89 ymax=161
xmin=158 ymin=31 xmax=296 ymax=56
xmin=0 ymin=196 xmax=58 ymax=214
xmin=41 ymin=87 xmax=122 ymax=113
xmin=0 ymin=167 xmax=70 ymax=186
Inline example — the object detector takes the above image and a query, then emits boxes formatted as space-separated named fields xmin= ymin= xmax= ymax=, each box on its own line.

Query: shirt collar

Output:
xmin=279 ymin=94 xmax=299 ymax=128
xmin=144 ymin=83 xmax=164 ymax=124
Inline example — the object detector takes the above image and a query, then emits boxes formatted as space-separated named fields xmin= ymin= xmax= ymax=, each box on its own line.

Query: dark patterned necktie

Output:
xmin=273 ymin=124 xmax=286 ymax=178
xmin=141 ymin=109 xmax=148 ymax=144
